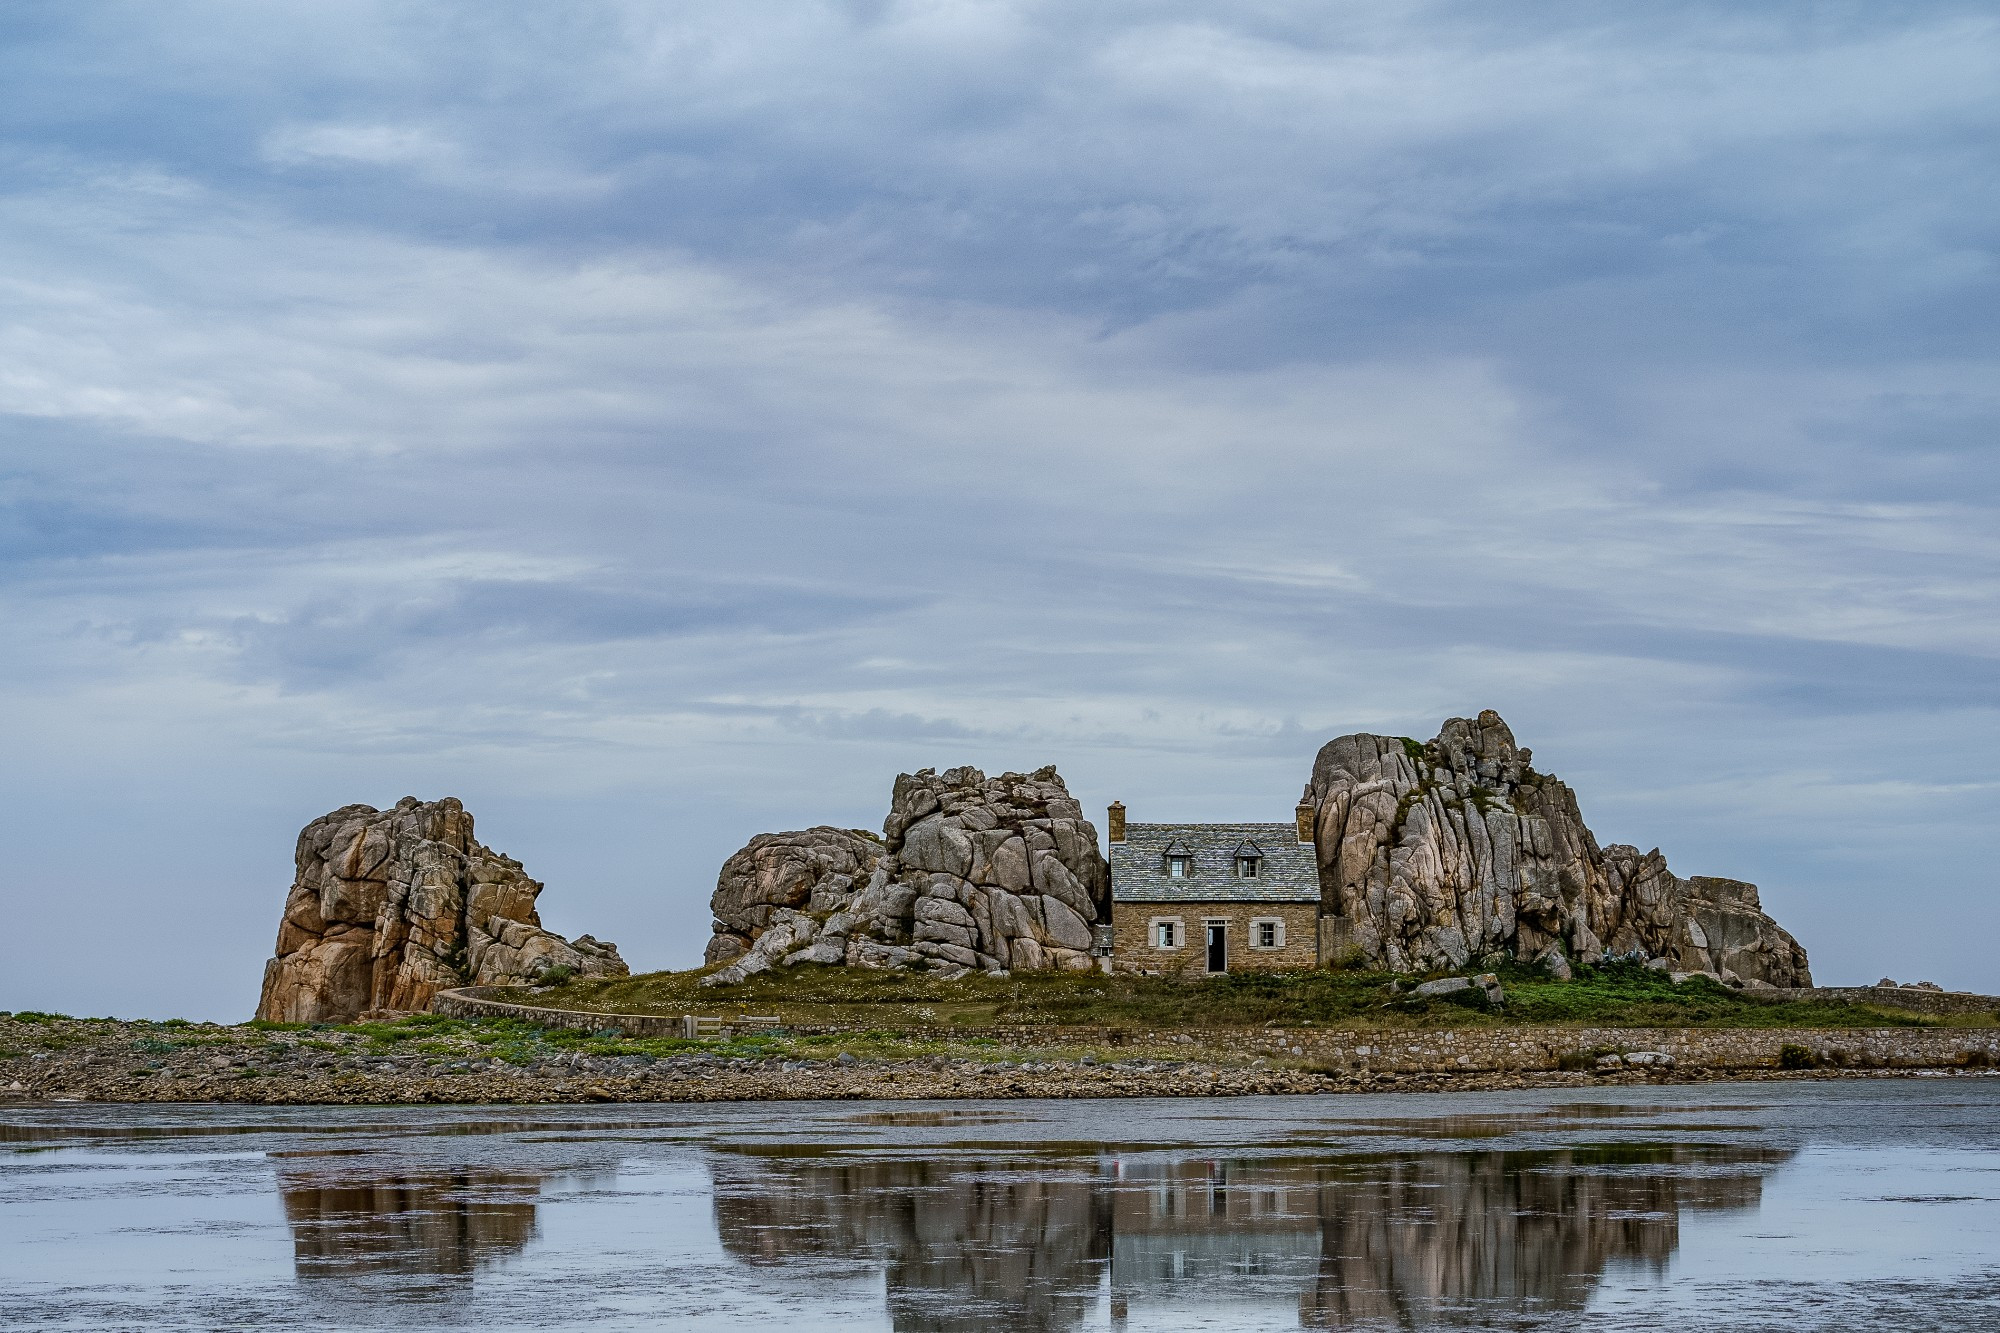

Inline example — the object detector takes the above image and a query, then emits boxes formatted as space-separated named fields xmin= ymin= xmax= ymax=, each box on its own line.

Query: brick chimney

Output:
xmin=1107 ymin=801 xmax=1126 ymax=843
xmin=1295 ymin=799 xmax=1315 ymax=845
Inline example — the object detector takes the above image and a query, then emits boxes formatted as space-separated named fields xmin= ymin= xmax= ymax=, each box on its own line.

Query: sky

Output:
xmin=2 ymin=1 xmax=1996 ymax=1020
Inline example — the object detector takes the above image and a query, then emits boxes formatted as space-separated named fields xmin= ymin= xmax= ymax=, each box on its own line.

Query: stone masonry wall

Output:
xmin=1240 ymin=1025 xmax=2000 ymax=1073
xmin=1771 ymin=987 xmax=2000 ymax=1018
xmin=1109 ymin=902 xmax=1318 ymax=974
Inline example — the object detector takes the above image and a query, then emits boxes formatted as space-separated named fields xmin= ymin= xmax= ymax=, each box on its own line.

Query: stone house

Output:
xmin=1106 ymin=801 xmax=1320 ymax=974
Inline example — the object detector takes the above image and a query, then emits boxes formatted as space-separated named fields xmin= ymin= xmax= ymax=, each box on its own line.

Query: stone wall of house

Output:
xmin=1108 ymin=902 xmax=1318 ymax=974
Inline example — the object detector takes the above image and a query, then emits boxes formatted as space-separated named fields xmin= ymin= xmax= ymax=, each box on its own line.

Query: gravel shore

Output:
xmin=5 ymin=1014 xmax=1987 ymax=1104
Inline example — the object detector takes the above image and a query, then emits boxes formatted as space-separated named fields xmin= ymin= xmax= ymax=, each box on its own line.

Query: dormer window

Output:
xmin=1237 ymin=856 xmax=1261 ymax=878
xmin=1167 ymin=855 xmax=1192 ymax=878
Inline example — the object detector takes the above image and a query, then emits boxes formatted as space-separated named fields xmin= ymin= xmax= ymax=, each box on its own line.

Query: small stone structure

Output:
xmin=1108 ymin=812 xmax=1320 ymax=974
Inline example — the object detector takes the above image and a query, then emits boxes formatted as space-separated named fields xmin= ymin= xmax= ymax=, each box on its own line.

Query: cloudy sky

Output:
xmin=3 ymin=2 xmax=1996 ymax=1019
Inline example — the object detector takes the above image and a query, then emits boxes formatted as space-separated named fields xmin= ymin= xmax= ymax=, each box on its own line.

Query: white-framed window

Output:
xmin=1151 ymin=917 xmax=1185 ymax=949
xmin=1237 ymin=856 xmax=1261 ymax=878
xmin=1250 ymin=917 xmax=1286 ymax=950
xmin=1167 ymin=855 xmax=1191 ymax=878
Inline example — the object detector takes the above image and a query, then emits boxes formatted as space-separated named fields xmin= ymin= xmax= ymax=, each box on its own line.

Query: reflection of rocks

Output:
xmin=713 ymin=1154 xmax=1111 ymax=1331
xmin=1298 ymin=1144 xmax=1786 ymax=1327
xmin=277 ymin=1167 xmax=543 ymax=1280
xmin=711 ymin=1142 xmax=1790 ymax=1331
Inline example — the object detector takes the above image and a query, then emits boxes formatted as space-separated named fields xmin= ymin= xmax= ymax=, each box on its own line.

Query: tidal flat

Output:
xmin=4 ymin=1082 xmax=1999 ymax=1330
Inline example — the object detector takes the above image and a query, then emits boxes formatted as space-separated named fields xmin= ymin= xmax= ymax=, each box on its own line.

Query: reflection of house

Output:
xmin=711 ymin=1153 xmax=1110 ymax=1332
xmin=708 ymin=1141 xmax=1790 ymax=1332
xmin=1105 ymin=801 xmax=1320 ymax=973
xmin=1107 ymin=1158 xmax=1320 ymax=1319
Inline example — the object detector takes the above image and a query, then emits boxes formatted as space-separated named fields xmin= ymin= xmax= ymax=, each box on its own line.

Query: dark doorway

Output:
xmin=1205 ymin=923 xmax=1226 ymax=974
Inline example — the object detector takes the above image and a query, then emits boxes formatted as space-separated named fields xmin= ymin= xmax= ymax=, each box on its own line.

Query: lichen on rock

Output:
xmin=256 ymin=797 xmax=627 ymax=1023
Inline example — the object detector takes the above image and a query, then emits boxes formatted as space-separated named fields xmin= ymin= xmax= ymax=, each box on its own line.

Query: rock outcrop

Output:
xmin=702 ymin=765 xmax=1109 ymax=985
xmin=1307 ymin=711 xmax=1811 ymax=985
xmin=256 ymin=797 xmax=627 ymax=1023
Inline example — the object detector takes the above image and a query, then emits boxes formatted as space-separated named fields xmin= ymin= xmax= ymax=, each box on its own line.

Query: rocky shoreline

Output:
xmin=4 ymin=1014 xmax=1994 ymax=1105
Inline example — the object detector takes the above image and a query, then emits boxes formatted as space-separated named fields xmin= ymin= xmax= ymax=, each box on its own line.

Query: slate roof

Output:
xmin=1110 ymin=822 xmax=1321 ymax=903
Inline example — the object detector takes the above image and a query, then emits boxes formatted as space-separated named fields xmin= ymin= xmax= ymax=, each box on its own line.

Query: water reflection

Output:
xmin=710 ymin=1143 xmax=1792 ymax=1330
xmin=716 ymin=1156 xmax=1112 ymax=1330
xmin=276 ymin=1165 xmax=544 ymax=1282
xmin=1299 ymin=1146 xmax=1783 ymax=1327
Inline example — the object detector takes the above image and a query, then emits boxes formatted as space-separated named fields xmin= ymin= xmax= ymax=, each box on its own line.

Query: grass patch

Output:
xmin=517 ymin=956 xmax=1960 ymax=1033
xmin=1496 ymin=959 xmax=1937 ymax=1030
xmin=1778 ymin=1043 xmax=1821 ymax=1070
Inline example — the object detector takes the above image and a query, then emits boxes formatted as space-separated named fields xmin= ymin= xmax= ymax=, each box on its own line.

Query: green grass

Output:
xmin=0 ymin=960 xmax=1974 ymax=1082
xmin=1491 ymin=960 xmax=1936 ymax=1029
xmin=519 ymin=957 xmax=1962 ymax=1032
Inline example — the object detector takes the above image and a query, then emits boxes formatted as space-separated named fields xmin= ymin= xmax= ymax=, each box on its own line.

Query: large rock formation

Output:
xmin=256 ymin=797 xmax=627 ymax=1023
xmin=702 ymin=765 xmax=1109 ymax=985
xmin=1307 ymin=711 xmax=1811 ymax=985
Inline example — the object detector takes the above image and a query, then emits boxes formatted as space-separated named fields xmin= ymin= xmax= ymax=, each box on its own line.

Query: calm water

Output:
xmin=3 ymin=1082 xmax=1999 ymax=1330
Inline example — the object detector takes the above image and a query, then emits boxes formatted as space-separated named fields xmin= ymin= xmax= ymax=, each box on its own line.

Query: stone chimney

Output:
xmin=1107 ymin=801 xmax=1126 ymax=843
xmin=1295 ymin=799 xmax=1315 ymax=845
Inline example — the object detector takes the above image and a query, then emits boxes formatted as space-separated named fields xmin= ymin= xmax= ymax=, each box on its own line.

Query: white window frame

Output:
xmin=1237 ymin=856 xmax=1261 ymax=878
xmin=1150 ymin=916 xmax=1185 ymax=949
xmin=1167 ymin=855 xmax=1192 ymax=878
xmin=1249 ymin=916 xmax=1286 ymax=950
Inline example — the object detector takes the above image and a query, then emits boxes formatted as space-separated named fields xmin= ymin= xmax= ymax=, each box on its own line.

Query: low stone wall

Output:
xmin=433 ymin=987 xmax=689 ymax=1037
xmin=1777 ymin=986 xmax=2000 ymax=1018
xmin=434 ymin=988 xmax=2000 ymax=1074
xmin=1251 ymin=1025 xmax=2000 ymax=1074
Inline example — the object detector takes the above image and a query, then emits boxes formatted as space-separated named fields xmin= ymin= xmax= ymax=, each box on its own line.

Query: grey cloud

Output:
xmin=209 ymin=579 xmax=914 ymax=689
xmin=1 ymin=2 xmax=1997 ymax=1017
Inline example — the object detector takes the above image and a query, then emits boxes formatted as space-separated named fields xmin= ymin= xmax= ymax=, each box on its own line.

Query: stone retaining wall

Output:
xmin=434 ymin=988 xmax=2000 ymax=1074
xmin=433 ymin=987 xmax=690 ymax=1037
xmin=1776 ymin=986 xmax=1999 ymax=1017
